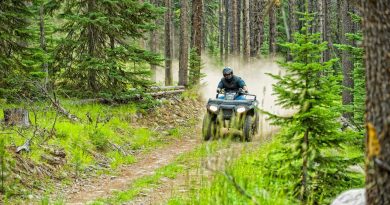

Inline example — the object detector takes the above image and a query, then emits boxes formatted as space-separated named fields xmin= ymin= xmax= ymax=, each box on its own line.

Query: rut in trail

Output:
xmin=54 ymin=98 xmax=204 ymax=204
xmin=66 ymin=136 xmax=200 ymax=205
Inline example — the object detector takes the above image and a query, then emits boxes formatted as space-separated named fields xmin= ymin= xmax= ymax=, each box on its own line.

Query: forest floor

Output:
xmin=53 ymin=99 xmax=269 ymax=205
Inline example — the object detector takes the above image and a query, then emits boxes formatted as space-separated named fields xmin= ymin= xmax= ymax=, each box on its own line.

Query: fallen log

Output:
xmin=149 ymin=86 xmax=185 ymax=91
xmin=147 ymin=89 xmax=186 ymax=97
xmin=50 ymin=99 xmax=80 ymax=122
xmin=75 ymin=86 xmax=186 ymax=104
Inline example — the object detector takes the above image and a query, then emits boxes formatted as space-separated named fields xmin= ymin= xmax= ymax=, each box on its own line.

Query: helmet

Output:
xmin=222 ymin=67 xmax=233 ymax=80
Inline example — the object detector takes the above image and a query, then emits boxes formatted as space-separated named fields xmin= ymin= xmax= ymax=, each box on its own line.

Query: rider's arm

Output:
xmin=242 ymin=86 xmax=248 ymax=92
xmin=217 ymin=80 xmax=224 ymax=93
xmin=238 ymin=78 xmax=248 ymax=93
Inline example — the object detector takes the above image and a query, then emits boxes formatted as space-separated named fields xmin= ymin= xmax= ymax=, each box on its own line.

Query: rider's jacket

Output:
xmin=217 ymin=75 xmax=246 ymax=92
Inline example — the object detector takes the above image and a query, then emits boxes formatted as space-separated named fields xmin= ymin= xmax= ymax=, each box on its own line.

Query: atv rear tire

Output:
xmin=202 ymin=113 xmax=215 ymax=141
xmin=243 ymin=115 xmax=254 ymax=142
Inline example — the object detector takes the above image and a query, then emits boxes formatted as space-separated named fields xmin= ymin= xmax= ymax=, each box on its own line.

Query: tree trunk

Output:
xmin=242 ymin=0 xmax=250 ymax=61
xmin=269 ymin=4 xmax=277 ymax=57
xmin=191 ymin=0 xmax=203 ymax=84
xmin=318 ymin=0 xmax=325 ymax=62
xmin=164 ymin=0 xmax=173 ymax=86
xmin=308 ymin=0 xmax=317 ymax=33
xmin=323 ymin=0 xmax=331 ymax=62
xmin=341 ymin=0 xmax=353 ymax=119
xmin=231 ymin=0 xmax=238 ymax=55
xmin=87 ymin=0 xmax=98 ymax=91
xmin=250 ymin=0 xmax=264 ymax=58
xmin=228 ymin=0 xmax=233 ymax=54
xmin=39 ymin=4 xmax=48 ymax=91
xmin=4 ymin=108 xmax=30 ymax=127
xmin=289 ymin=0 xmax=299 ymax=35
xmin=178 ymin=0 xmax=189 ymax=86
xmin=219 ymin=0 xmax=224 ymax=62
xmin=363 ymin=0 xmax=390 ymax=204
xmin=236 ymin=0 xmax=241 ymax=54
xmin=149 ymin=0 xmax=158 ymax=82
xmin=224 ymin=0 xmax=229 ymax=61
xmin=301 ymin=129 xmax=309 ymax=202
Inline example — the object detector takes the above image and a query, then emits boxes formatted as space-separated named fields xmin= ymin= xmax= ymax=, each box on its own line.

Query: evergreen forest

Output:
xmin=0 ymin=0 xmax=390 ymax=204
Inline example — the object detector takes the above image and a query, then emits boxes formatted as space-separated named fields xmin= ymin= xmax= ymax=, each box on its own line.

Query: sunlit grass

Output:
xmin=0 ymin=98 xmax=197 ymax=201
xmin=92 ymin=140 xmax=232 ymax=204
xmin=171 ymin=133 xmax=364 ymax=205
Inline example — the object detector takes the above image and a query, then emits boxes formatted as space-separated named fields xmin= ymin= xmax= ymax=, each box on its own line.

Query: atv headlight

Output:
xmin=209 ymin=105 xmax=218 ymax=112
xmin=236 ymin=106 xmax=246 ymax=113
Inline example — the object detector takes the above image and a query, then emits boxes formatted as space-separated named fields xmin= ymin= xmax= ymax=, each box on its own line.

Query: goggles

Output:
xmin=223 ymin=73 xmax=232 ymax=77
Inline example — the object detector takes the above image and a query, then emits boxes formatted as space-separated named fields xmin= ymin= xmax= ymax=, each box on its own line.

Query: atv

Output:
xmin=202 ymin=88 xmax=259 ymax=141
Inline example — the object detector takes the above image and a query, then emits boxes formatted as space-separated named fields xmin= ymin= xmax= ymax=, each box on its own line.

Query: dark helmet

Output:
xmin=222 ymin=67 xmax=233 ymax=79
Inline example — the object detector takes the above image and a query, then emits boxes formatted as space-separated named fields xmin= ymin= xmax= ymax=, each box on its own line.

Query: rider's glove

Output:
xmin=217 ymin=88 xmax=221 ymax=93
xmin=244 ymin=90 xmax=248 ymax=93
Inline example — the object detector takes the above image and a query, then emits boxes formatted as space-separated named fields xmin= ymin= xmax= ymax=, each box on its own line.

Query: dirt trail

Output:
xmin=65 ymin=136 xmax=200 ymax=204
xmin=128 ymin=129 xmax=278 ymax=205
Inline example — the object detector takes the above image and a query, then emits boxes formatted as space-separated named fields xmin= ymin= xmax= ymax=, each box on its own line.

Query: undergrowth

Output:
xmin=0 ymin=94 xmax=200 ymax=202
xmin=168 ymin=129 xmax=364 ymax=205
xmin=91 ymin=139 xmax=232 ymax=205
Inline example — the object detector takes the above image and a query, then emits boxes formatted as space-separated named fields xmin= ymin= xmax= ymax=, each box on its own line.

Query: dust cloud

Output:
xmin=154 ymin=55 xmax=288 ymax=139
xmin=200 ymin=55 xmax=287 ymax=138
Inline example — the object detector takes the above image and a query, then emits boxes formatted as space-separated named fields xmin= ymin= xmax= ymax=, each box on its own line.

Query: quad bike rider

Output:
xmin=202 ymin=67 xmax=260 ymax=141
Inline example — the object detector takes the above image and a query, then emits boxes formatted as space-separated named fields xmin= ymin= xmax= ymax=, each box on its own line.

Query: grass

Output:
xmin=166 ymin=132 xmax=364 ymax=205
xmin=0 ymin=96 xmax=198 ymax=202
xmin=91 ymin=139 xmax=232 ymax=204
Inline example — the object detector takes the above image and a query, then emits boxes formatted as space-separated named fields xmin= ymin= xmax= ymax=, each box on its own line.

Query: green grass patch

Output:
xmin=0 ymin=98 xmax=198 ymax=201
xmin=92 ymin=140 xmax=232 ymax=204
xmin=169 ymin=135 xmax=364 ymax=205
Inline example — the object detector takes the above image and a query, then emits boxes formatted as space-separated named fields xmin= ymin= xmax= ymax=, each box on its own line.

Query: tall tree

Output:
xmin=189 ymin=0 xmax=203 ymax=85
xmin=224 ymin=0 xmax=229 ymax=60
xmin=231 ymin=0 xmax=238 ymax=55
xmin=242 ymin=0 xmax=250 ymax=61
xmin=0 ymin=1 xmax=33 ymax=100
xmin=363 ymin=0 xmax=390 ymax=204
xmin=265 ymin=12 xmax=353 ymax=203
xmin=149 ymin=0 xmax=159 ymax=82
xmin=250 ymin=0 xmax=264 ymax=57
xmin=48 ymin=0 xmax=161 ymax=96
xmin=38 ymin=2 xmax=49 ymax=90
xmin=323 ymin=0 xmax=331 ymax=62
xmin=236 ymin=0 xmax=241 ymax=54
xmin=341 ymin=0 xmax=354 ymax=119
xmin=178 ymin=0 xmax=189 ymax=86
xmin=219 ymin=0 xmax=224 ymax=62
xmin=288 ymin=0 xmax=299 ymax=35
xmin=228 ymin=0 xmax=233 ymax=53
xmin=269 ymin=3 xmax=277 ymax=56
xmin=165 ymin=0 xmax=173 ymax=86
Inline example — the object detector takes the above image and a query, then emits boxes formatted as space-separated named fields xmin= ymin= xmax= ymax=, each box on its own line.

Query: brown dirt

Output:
xmin=57 ymin=98 xmax=204 ymax=204
xmin=128 ymin=137 xmax=270 ymax=205
xmin=127 ymin=127 xmax=279 ymax=205
xmin=64 ymin=136 xmax=200 ymax=205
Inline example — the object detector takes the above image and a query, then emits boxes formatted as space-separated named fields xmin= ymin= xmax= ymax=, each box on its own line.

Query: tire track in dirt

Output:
xmin=64 ymin=135 xmax=200 ymax=205
xmin=128 ymin=128 xmax=279 ymax=205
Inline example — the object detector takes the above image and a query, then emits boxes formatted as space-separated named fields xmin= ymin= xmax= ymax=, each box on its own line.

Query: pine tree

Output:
xmin=48 ymin=0 xmax=162 ymax=97
xmin=264 ymin=13 xmax=358 ymax=203
xmin=0 ymin=1 xmax=34 ymax=101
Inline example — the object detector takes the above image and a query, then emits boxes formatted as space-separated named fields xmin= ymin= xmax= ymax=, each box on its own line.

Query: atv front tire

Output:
xmin=243 ymin=115 xmax=254 ymax=142
xmin=202 ymin=113 xmax=215 ymax=141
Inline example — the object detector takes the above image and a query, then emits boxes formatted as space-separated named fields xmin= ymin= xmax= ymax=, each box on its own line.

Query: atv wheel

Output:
xmin=202 ymin=113 xmax=215 ymax=141
xmin=243 ymin=115 xmax=254 ymax=142
xmin=254 ymin=112 xmax=260 ymax=134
